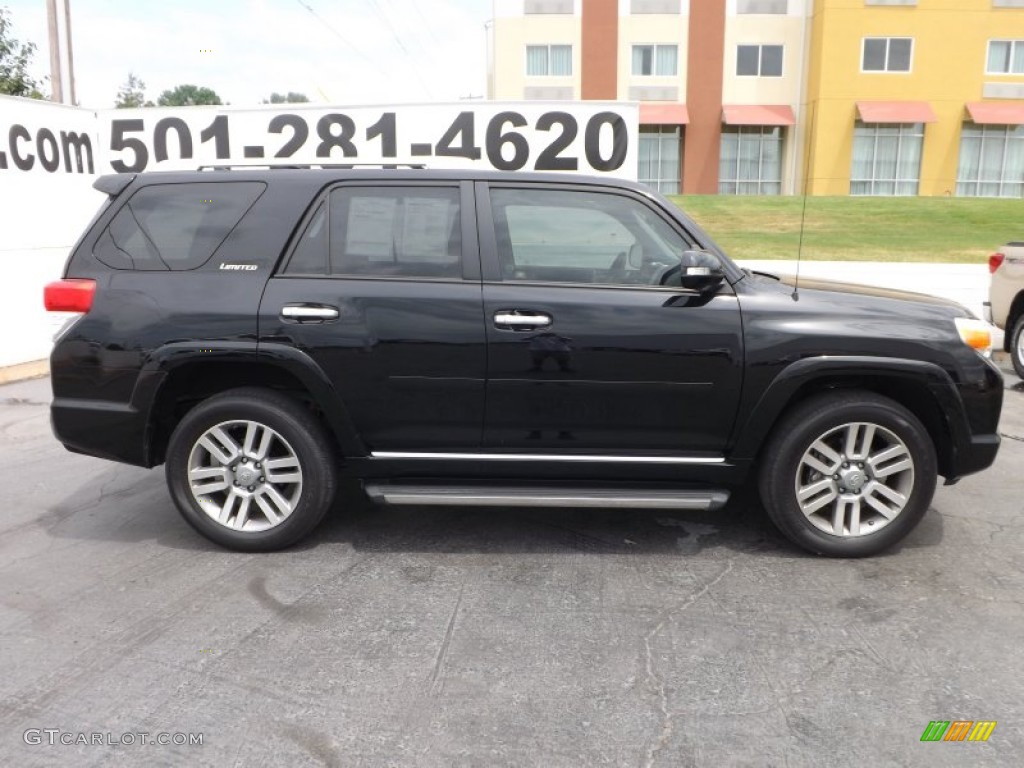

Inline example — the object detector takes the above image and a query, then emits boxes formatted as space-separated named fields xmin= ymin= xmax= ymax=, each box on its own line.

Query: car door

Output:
xmin=259 ymin=180 xmax=486 ymax=452
xmin=477 ymin=182 xmax=743 ymax=456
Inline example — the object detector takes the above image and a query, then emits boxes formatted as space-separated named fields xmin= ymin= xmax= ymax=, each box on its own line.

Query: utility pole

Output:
xmin=46 ymin=0 xmax=76 ymax=104
xmin=63 ymin=0 xmax=76 ymax=104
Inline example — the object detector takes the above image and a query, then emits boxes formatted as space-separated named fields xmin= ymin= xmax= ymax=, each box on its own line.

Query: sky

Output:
xmin=3 ymin=0 xmax=492 ymax=107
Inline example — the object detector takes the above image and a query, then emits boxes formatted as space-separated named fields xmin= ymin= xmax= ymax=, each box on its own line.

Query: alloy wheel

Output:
xmin=794 ymin=421 xmax=915 ymax=537
xmin=187 ymin=419 xmax=303 ymax=532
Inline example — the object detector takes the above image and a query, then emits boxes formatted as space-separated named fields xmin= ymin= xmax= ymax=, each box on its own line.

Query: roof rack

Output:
xmin=197 ymin=163 xmax=428 ymax=171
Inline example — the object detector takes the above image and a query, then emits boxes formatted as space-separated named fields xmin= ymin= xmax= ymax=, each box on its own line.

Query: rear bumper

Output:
xmin=51 ymin=397 xmax=150 ymax=467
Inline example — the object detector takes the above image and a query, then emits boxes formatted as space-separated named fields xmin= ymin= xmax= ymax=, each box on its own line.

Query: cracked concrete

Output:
xmin=642 ymin=560 xmax=735 ymax=768
xmin=0 ymin=367 xmax=1021 ymax=767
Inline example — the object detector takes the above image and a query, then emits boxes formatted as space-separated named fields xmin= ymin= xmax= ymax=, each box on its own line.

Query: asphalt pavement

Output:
xmin=0 ymin=365 xmax=1022 ymax=767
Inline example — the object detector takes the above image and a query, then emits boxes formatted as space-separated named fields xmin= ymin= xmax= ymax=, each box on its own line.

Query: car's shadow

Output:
xmin=44 ymin=464 xmax=946 ymax=560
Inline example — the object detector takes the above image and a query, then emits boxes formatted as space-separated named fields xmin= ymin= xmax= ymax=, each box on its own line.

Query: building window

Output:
xmin=862 ymin=38 xmax=913 ymax=73
xmin=736 ymin=45 xmax=783 ymax=77
xmin=632 ymin=45 xmax=679 ymax=76
xmin=526 ymin=45 xmax=572 ymax=76
xmin=987 ymin=40 xmax=1024 ymax=75
xmin=737 ymin=0 xmax=788 ymax=13
xmin=719 ymin=126 xmax=783 ymax=195
xmin=630 ymin=0 xmax=681 ymax=13
xmin=638 ymin=126 xmax=681 ymax=194
xmin=850 ymin=122 xmax=924 ymax=196
xmin=525 ymin=0 xmax=573 ymax=13
xmin=956 ymin=124 xmax=1024 ymax=198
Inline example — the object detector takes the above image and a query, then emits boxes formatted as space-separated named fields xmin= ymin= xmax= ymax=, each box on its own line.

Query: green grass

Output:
xmin=667 ymin=195 xmax=1024 ymax=263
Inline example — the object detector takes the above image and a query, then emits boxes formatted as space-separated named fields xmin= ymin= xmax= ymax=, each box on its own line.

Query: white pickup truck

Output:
xmin=986 ymin=242 xmax=1024 ymax=377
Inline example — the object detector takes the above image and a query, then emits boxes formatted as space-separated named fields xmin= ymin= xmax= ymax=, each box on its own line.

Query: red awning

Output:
xmin=639 ymin=103 xmax=689 ymax=125
xmin=856 ymin=101 xmax=937 ymax=124
xmin=721 ymin=104 xmax=796 ymax=126
xmin=966 ymin=102 xmax=1024 ymax=125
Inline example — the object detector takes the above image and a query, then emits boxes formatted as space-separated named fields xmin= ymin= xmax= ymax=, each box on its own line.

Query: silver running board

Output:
xmin=364 ymin=484 xmax=729 ymax=511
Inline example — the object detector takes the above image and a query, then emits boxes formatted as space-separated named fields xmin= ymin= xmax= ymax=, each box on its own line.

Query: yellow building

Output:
xmin=806 ymin=0 xmax=1024 ymax=196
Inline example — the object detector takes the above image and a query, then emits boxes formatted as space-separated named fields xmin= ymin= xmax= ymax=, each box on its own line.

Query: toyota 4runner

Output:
xmin=45 ymin=169 xmax=1004 ymax=557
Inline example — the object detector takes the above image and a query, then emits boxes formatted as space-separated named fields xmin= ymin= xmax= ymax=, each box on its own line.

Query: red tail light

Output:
xmin=988 ymin=252 xmax=1005 ymax=274
xmin=44 ymin=279 xmax=96 ymax=313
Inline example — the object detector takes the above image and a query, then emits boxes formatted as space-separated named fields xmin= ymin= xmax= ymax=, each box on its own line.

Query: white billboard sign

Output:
xmin=1 ymin=100 xmax=639 ymax=179
xmin=94 ymin=102 xmax=638 ymax=177
xmin=0 ymin=96 xmax=100 ymax=367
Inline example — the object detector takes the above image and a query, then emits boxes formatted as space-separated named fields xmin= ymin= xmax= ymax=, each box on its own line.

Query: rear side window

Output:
xmin=93 ymin=182 xmax=265 ymax=270
xmin=328 ymin=187 xmax=462 ymax=279
xmin=286 ymin=202 xmax=328 ymax=274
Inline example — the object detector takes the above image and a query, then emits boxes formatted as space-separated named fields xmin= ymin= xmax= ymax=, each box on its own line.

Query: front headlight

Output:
xmin=954 ymin=317 xmax=993 ymax=357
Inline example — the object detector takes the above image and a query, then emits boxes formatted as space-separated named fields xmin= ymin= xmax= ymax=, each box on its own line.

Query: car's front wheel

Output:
xmin=165 ymin=387 xmax=336 ymax=551
xmin=758 ymin=391 xmax=937 ymax=557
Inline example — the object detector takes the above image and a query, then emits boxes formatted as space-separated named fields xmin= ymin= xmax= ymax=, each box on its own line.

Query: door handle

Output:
xmin=494 ymin=311 xmax=552 ymax=330
xmin=281 ymin=304 xmax=340 ymax=322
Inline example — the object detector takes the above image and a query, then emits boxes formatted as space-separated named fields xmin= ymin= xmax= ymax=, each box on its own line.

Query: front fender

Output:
xmin=729 ymin=355 xmax=971 ymax=464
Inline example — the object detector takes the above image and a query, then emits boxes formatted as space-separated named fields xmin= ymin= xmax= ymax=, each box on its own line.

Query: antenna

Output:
xmin=792 ymin=101 xmax=816 ymax=302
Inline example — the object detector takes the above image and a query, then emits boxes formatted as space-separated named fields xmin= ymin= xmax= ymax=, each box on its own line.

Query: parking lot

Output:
xmin=0 ymin=364 xmax=1021 ymax=767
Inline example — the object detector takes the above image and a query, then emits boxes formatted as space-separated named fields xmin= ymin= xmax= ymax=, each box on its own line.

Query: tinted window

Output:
xmin=737 ymin=45 xmax=760 ymax=76
xmin=761 ymin=45 xmax=783 ymax=77
xmin=888 ymin=38 xmax=912 ymax=72
xmin=329 ymin=187 xmax=462 ymax=279
xmin=738 ymin=45 xmax=782 ymax=76
xmin=285 ymin=203 xmax=328 ymax=274
xmin=863 ymin=39 xmax=887 ymax=71
xmin=490 ymin=188 xmax=690 ymax=287
xmin=93 ymin=182 xmax=265 ymax=270
xmin=863 ymin=38 xmax=912 ymax=72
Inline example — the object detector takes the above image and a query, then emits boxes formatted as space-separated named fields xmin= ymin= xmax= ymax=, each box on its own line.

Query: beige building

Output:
xmin=490 ymin=0 xmax=810 ymax=194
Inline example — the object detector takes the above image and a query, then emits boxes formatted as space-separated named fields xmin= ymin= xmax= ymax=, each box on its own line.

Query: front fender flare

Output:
xmin=729 ymin=355 xmax=968 ymax=462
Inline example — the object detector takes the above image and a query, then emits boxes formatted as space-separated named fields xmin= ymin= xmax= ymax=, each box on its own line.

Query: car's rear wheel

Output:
xmin=758 ymin=391 xmax=937 ymax=557
xmin=165 ymin=387 xmax=336 ymax=551
xmin=1011 ymin=314 xmax=1024 ymax=379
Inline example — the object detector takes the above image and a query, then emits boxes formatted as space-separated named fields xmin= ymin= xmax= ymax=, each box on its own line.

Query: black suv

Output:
xmin=45 ymin=169 xmax=1003 ymax=557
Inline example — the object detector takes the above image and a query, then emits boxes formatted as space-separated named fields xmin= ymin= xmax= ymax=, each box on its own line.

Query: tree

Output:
xmin=264 ymin=91 xmax=310 ymax=104
xmin=157 ymin=84 xmax=222 ymax=107
xmin=0 ymin=7 xmax=44 ymax=98
xmin=115 ymin=72 xmax=151 ymax=108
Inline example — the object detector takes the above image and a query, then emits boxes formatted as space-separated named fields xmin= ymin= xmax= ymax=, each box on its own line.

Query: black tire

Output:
xmin=758 ymin=391 xmax=937 ymax=558
xmin=1011 ymin=314 xmax=1024 ymax=380
xmin=165 ymin=387 xmax=336 ymax=551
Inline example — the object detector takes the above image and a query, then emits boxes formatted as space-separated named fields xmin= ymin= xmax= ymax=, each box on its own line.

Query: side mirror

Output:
xmin=680 ymin=251 xmax=726 ymax=292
